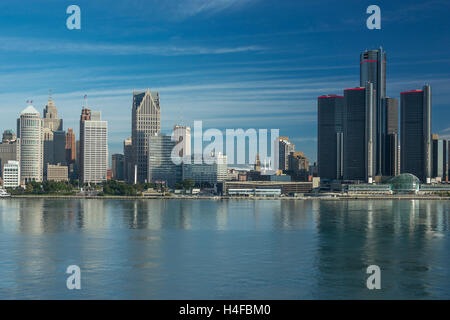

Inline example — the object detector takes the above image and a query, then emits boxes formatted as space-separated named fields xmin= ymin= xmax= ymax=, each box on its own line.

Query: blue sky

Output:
xmin=0 ymin=0 xmax=449 ymax=162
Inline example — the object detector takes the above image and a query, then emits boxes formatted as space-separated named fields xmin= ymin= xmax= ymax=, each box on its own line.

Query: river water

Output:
xmin=0 ymin=198 xmax=448 ymax=299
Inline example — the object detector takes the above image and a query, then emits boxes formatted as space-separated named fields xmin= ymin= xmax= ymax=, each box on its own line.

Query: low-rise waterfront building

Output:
xmin=182 ymin=153 xmax=227 ymax=186
xmin=46 ymin=164 xmax=68 ymax=182
xmin=2 ymin=160 xmax=20 ymax=188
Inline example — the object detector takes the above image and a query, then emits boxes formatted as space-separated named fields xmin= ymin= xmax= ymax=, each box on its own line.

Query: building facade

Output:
xmin=112 ymin=153 xmax=125 ymax=181
xmin=46 ymin=164 xmax=69 ymax=182
xmin=65 ymin=128 xmax=76 ymax=163
xmin=2 ymin=160 xmax=20 ymax=188
xmin=278 ymin=137 xmax=295 ymax=171
xmin=432 ymin=135 xmax=447 ymax=181
xmin=343 ymin=83 xmax=376 ymax=182
xmin=148 ymin=134 xmax=180 ymax=187
xmin=172 ymin=125 xmax=191 ymax=163
xmin=360 ymin=48 xmax=386 ymax=176
xmin=317 ymin=95 xmax=344 ymax=181
xmin=123 ymin=137 xmax=133 ymax=183
xmin=132 ymin=90 xmax=161 ymax=183
xmin=0 ymin=130 xmax=20 ymax=179
xmin=80 ymin=112 xmax=108 ymax=183
xmin=182 ymin=153 xmax=227 ymax=186
xmin=400 ymin=85 xmax=432 ymax=183
xmin=384 ymin=97 xmax=399 ymax=176
xmin=19 ymin=105 xmax=43 ymax=183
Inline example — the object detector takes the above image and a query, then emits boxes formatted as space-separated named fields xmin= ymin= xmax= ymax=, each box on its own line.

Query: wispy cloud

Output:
xmin=0 ymin=37 xmax=263 ymax=56
xmin=167 ymin=0 xmax=258 ymax=19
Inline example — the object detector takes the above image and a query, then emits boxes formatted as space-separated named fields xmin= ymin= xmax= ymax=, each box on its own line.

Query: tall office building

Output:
xmin=432 ymin=134 xmax=447 ymax=181
xmin=384 ymin=97 xmax=399 ymax=176
xmin=317 ymin=95 xmax=344 ymax=180
xmin=80 ymin=110 xmax=108 ymax=183
xmin=173 ymin=125 xmax=191 ymax=162
xmin=400 ymin=85 xmax=432 ymax=183
xmin=0 ymin=130 xmax=20 ymax=179
xmin=112 ymin=154 xmax=125 ymax=181
xmin=43 ymin=98 xmax=63 ymax=131
xmin=79 ymin=107 xmax=91 ymax=180
xmin=53 ymin=131 xmax=66 ymax=164
xmin=123 ymin=137 xmax=133 ymax=183
xmin=42 ymin=98 xmax=65 ymax=178
xmin=343 ymin=83 xmax=376 ymax=182
xmin=148 ymin=134 xmax=180 ymax=187
xmin=19 ymin=105 xmax=43 ymax=183
xmin=132 ymin=89 xmax=161 ymax=183
xmin=278 ymin=137 xmax=295 ymax=171
xmin=360 ymin=48 xmax=386 ymax=176
xmin=65 ymin=128 xmax=76 ymax=163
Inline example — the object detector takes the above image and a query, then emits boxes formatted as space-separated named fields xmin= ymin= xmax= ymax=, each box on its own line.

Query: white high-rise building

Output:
xmin=173 ymin=125 xmax=191 ymax=163
xmin=19 ymin=105 xmax=43 ymax=183
xmin=81 ymin=112 xmax=108 ymax=183
xmin=3 ymin=160 xmax=20 ymax=188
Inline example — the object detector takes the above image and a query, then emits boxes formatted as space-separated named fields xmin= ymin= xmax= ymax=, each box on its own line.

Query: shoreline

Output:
xmin=4 ymin=194 xmax=450 ymax=201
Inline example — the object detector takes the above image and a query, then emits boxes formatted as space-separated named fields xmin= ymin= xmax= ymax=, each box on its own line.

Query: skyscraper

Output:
xmin=80 ymin=110 xmax=108 ymax=183
xmin=343 ymin=83 xmax=376 ymax=182
xmin=173 ymin=125 xmax=191 ymax=163
xmin=132 ymin=89 xmax=161 ymax=183
xmin=43 ymin=98 xmax=63 ymax=131
xmin=148 ymin=134 xmax=180 ymax=187
xmin=432 ymin=134 xmax=446 ymax=181
xmin=65 ymin=128 xmax=76 ymax=163
xmin=123 ymin=137 xmax=133 ymax=183
xmin=79 ymin=107 xmax=91 ymax=180
xmin=317 ymin=95 xmax=344 ymax=180
xmin=0 ymin=130 xmax=20 ymax=179
xmin=278 ymin=137 xmax=295 ymax=171
xmin=400 ymin=85 xmax=432 ymax=183
xmin=384 ymin=97 xmax=399 ymax=176
xmin=360 ymin=48 xmax=386 ymax=176
xmin=19 ymin=104 xmax=43 ymax=183
xmin=42 ymin=97 xmax=65 ymax=178
xmin=112 ymin=154 xmax=125 ymax=181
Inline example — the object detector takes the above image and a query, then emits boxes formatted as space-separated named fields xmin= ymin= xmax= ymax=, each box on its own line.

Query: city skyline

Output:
xmin=0 ymin=1 xmax=450 ymax=162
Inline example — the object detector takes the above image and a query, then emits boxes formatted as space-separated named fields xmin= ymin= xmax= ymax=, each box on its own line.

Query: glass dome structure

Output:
xmin=388 ymin=174 xmax=420 ymax=194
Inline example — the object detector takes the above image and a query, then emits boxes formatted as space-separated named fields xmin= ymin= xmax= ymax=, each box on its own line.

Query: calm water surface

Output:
xmin=0 ymin=199 xmax=449 ymax=299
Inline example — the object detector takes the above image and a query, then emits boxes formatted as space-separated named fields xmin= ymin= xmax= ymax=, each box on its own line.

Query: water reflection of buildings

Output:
xmin=314 ymin=200 xmax=449 ymax=299
xmin=79 ymin=199 xmax=107 ymax=229
xmin=18 ymin=199 xmax=45 ymax=234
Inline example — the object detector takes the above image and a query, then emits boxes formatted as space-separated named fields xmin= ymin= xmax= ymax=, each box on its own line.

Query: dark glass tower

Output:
xmin=400 ymin=85 xmax=432 ymax=183
xmin=383 ymin=97 xmax=399 ymax=176
xmin=360 ymin=48 xmax=386 ymax=176
xmin=317 ymin=95 xmax=344 ymax=180
xmin=343 ymin=83 xmax=376 ymax=182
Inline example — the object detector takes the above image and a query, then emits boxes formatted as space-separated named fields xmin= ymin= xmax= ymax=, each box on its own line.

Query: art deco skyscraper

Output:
xmin=131 ymin=89 xmax=160 ymax=183
xmin=360 ymin=48 xmax=386 ymax=176
xmin=317 ymin=95 xmax=344 ymax=181
xmin=343 ymin=83 xmax=376 ymax=182
xmin=42 ymin=97 xmax=64 ymax=178
xmin=19 ymin=104 xmax=43 ymax=183
xmin=400 ymin=85 xmax=432 ymax=183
